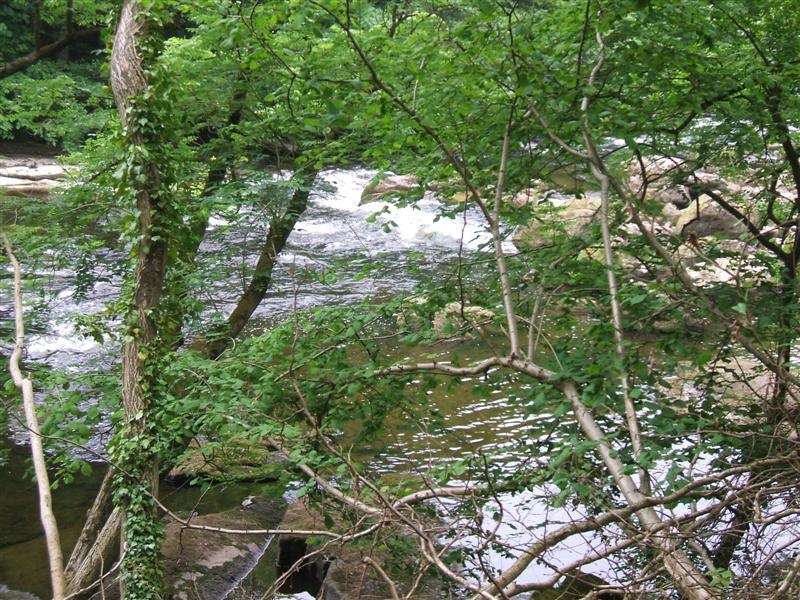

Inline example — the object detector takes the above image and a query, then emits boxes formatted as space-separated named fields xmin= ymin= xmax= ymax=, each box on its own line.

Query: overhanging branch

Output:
xmin=0 ymin=28 xmax=99 ymax=80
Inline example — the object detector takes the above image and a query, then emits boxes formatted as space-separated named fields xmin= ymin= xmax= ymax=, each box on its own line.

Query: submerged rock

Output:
xmin=360 ymin=172 xmax=422 ymax=204
xmin=0 ymin=585 xmax=39 ymax=600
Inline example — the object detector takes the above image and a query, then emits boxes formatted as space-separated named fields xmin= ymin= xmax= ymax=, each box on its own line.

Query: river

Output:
xmin=2 ymin=167 xmax=544 ymax=597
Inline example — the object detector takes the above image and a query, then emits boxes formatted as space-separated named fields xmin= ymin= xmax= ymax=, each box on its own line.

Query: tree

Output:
xmin=106 ymin=1 xmax=173 ymax=595
xmin=4 ymin=0 xmax=800 ymax=598
xmin=169 ymin=1 xmax=799 ymax=597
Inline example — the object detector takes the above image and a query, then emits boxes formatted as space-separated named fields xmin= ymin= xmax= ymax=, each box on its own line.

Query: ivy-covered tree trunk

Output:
xmin=109 ymin=1 xmax=168 ymax=596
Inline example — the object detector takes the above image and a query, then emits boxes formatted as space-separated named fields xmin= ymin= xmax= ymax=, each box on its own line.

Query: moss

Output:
xmin=167 ymin=438 xmax=290 ymax=485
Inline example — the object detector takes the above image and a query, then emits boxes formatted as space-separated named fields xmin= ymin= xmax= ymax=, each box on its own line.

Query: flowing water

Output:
xmin=1 ymin=167 xmax=538 ymax=596
xmin=9 ymin=166 xmax=783 ymax=598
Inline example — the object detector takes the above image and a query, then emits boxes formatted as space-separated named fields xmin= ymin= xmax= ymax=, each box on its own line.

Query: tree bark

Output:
xmin=109 ymin=1 xmax=167 ymax=595
xmin=3 ymin=235 xmax=66 ymax=600
xmin=64 ymin=468 xmax=117 ymax=595
xmin=111 ymin=0 xmax=164 ymax=475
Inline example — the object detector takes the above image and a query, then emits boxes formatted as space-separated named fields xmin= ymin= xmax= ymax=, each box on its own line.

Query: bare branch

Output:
xmin=363 ymin=557 xmax=401 ymax=600
xmin=3 ymin=234 xmax=66 ymax=600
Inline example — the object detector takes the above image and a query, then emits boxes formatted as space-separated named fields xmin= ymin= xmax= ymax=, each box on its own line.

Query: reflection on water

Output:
xmin=0 ymin=441 xmax=105 ymax=598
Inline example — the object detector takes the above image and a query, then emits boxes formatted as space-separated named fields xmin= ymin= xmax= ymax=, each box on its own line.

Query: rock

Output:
xmin=674 ymin=195 xmax=752 ymax=239
xmin=163 ymin=499 xmax=286 ymax=600
xmin=166 ymin=438 xmax=290 ymax=485
xmin=394 ymin=294 xmax=429 ymax=330
xmin=0 ymin=157 xmax=68 ymax=197
xmin=0 ymin=165 xmax=66 ymax=180
xmin=627 ymin=156 xmax=766 ymax=240
xmin=505 ymin=180 xmax=553 ymax=208
xmin=673 ymin=238 xmax=771 ymax=287
xmin=0 ymin=179 xmax=62 ymax=197
xmin=512 ymin=195 xmax=601 ymax=249
xmin=432 ymin=301 xmax=495 ymax=339
xmin=276 ymin=501 xmax=443 ymax=600
xmin=0 ymin=585 xmax=39 ymax=600
xmin=626 ymin=155 xmax=692 ymax=208
xmin=360 ymin=173 xmax=422 ymax=204
xmin=0 ymin=155 xmax=59 ymax=170
xmin=92 ymin=498 xmax=286 ymax=600
xmin=548 ymin=165 xmax=589 ymax=193
xmin=671 ymin=356 xmax=780 ymax=415
xmin=529 ymin=570 xmax=621 ymax=599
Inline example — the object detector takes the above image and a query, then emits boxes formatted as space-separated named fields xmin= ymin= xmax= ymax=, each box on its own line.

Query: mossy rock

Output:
xmin=167 ymin=439 xmax=290 ymax=485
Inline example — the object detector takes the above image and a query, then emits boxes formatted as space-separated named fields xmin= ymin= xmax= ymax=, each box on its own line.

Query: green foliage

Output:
xmin=0 ymin=60 xmax=112 ymax=149
xmin=109 ymin=422 xmax=164 ymax=598
xmin=0 ymin=2 xmax=36 ymax=62
xmin=3 ymin=0 xmax=800 ymax=597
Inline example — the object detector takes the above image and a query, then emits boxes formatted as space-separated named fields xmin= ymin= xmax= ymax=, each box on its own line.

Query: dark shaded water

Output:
xmin=0 ymin=440 xmax=105 ymax=598
xmin=0 ymin=436 xmax=290 ymax=598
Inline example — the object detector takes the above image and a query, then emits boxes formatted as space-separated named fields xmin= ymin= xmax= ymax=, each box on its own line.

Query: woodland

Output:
xmin=2 ymin=1 xmax=800 ymax=599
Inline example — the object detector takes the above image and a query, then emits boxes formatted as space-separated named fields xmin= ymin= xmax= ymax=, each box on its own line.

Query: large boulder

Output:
xmin=513 ymin=195 xmax=601 ymax=249
xmin=92 ymin=498 xmax=286 ymax=600
xmin=626 ymin=155 xmax=692 ymax=208
xmin=674 ymin=195 xmax=752 ymax=239
xmin=360 ymin=173 xmax=422 ymax=204
xmin=166 ymin=438 xmax=289 ymax=485
xmin=626 ymin=156 xmax=762 ymax=240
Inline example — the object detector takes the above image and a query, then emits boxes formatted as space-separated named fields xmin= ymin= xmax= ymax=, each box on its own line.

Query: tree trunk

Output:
xmin=0 ymin=28 xmax=98 ymax=80
xmin=64 ymin=469 xmax=118 ymax=596
xmin=203 ymin=166 xmax=318 ymax=359
xmin=3 ymin=235 xmax=66 ymax=600
xmin=109 ymin=1 xmax=168 ymax=596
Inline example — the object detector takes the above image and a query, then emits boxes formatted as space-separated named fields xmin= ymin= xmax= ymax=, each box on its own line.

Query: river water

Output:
xmin=8 ymin=166 xmax=793 ymax=598
xmin=2 ymin=167 xmax=543 ymax=597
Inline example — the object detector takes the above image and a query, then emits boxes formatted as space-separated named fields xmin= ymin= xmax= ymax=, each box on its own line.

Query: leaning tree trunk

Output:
xmin=109 ymin=1 xmax=169 ymax=596
xmin=203 ymin=165 xmax=318 ymax=359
